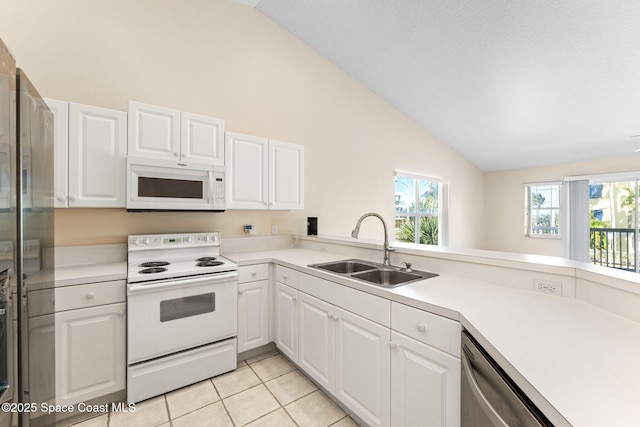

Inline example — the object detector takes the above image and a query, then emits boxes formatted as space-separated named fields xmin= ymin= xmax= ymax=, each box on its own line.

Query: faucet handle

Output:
xmin=401 ymin=262 xmax=412 ymax=272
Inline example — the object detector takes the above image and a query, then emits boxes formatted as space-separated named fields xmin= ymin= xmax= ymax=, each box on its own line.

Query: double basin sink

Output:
xmin=308 ymin=259 xmax=438 ymax=288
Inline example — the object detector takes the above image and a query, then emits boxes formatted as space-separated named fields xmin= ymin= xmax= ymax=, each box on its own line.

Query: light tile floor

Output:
xmin=71 ymin=350 xmax=360 ymax=427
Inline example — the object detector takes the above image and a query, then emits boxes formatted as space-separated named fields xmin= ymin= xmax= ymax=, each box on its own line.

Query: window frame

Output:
xmin=524 ymin=182 xmax=562 ymax=239
xmin=394 ymin=171 xmax=448 ymax=246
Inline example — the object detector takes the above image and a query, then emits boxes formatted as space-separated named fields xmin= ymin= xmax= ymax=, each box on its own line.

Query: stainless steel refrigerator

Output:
xmin=0 ymin=37 xmax=56 ymax=427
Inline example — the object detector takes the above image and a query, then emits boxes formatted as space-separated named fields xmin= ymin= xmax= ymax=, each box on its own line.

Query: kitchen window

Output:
xmin=525 ymin=183 xmax=561 ymax=237
xmin=394 ymin=172 xmax=448 ymax=246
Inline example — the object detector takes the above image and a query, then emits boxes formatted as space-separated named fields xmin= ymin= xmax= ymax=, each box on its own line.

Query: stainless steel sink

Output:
xmin=351 ymin=268 xmax=435 ymax=287
xmin=311 ymin=259 xmax=377 ymax=274
xmin=308 ymin=259 xmax=438 ymax=288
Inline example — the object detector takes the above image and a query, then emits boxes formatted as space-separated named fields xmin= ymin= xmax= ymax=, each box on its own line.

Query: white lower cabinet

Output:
xmin=274 ymin=281 xmax=298 ymax=363
xmin=269 ymin=267 xmax=461 ymax=427
xmin=298 ymin=292 xmax=334 ymax=390
xmin=390 ymin=331 xmax=461 ymax=427
xmin=334 ymin=306 xmax=390 ymax=427
xmin=298 ymin=291 xmax=390 ymax=427
xmin=237 ymin=264 xmax=270 ymax=353
xmin=55 ymin=302 xmax=126 ymax=405
xmin=237 ymin=279 xmax=269 ymax=353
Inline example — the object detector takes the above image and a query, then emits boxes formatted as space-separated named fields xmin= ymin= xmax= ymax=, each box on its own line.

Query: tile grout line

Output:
xmin=247 ymin=353 xmax=353 ymax=427
xmin=163 ymin=394 xmax=173 ymax=427
xmin=211 ymin=377 xmax=238 ymax=427
xmin=245 ymin=354 xmax=300 ymax=427
xmin=73 ymin=350 xmax=354 ymax=427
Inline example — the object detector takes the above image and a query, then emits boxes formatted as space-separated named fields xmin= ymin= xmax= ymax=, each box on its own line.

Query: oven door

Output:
xmin=127 ymin=156 xmax=221 ymax=211
xmin=127 ymin=273 xmax=237 ymax=364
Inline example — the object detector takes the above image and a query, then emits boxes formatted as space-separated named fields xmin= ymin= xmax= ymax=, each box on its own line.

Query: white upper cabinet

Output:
xmin=68 ymin=103 xmax=127 ymax=208
xmin=181 ymin=112 xmax=224 ymax=165
xmin=269 ymin=139 xmax=304 ymax=210
xmin=128 ymin=101 xmax=224 ymax=165
xmin=127 ymin=101 xmax=180 ymax=160
xmin=44 ymin=98 xmax=69 ymax=208
xmin=225 ymin=131 xmax=304 ymax=210
xmin=47 ymin=99 xmax=127 ymax=208
xmin=225 ymin=132 xmax=269 ymax=209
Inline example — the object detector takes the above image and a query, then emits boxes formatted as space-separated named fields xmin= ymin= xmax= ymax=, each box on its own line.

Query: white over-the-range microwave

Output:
xmin=126 ymin=157 xmax=226 ymax=211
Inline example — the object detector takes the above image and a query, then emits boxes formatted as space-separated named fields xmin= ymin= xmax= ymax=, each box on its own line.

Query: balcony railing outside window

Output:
xmin=590 ymin=228 xmax=637 ymax=272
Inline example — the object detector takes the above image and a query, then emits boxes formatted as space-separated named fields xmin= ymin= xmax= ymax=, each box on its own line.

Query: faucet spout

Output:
xmin=351 ymin=213 xmax=394 ymax=266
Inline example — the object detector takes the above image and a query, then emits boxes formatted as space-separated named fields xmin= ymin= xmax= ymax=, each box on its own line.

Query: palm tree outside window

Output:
xmin=394 ymin=173 xmax=447 ymax=246
xmin=525 ymin=183 xmax=561 ymax=237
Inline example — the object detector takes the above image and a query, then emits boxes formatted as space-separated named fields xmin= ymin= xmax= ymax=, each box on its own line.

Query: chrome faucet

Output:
xmin=351 ymin=213 xmax=395 ymax=266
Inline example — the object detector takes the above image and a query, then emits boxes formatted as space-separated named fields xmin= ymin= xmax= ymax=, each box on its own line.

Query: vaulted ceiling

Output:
xmin=235 ymin=0 xmax=640 ymax=171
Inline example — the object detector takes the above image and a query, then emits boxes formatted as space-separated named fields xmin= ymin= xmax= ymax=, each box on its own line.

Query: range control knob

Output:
xmin=186 ymin=236 xmax=194 ymax=243
xmin=142 ymin=238 xmax=150 ymax=245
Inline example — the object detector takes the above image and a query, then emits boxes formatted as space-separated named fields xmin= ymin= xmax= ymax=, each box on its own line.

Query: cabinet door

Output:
xmin=68 ymin=103 xmax=127 ymax=207
xmin=44 ymin=98 xmax=69 ymax=208
xmin=28 ymin=314 xmax=56 ymax=407
xmin=237 ymin=280 xmax=269 ymax=353
xmin=334 ymin=307 xmax=391 ymax=427
xmin=225 ymin=132 xmax=269 ymax=209
xmin=55 ymin=303 xmax=126 ymax=406
xmin=269 ymin=139 xmax=304 ymax=210
xmin=391 ymin=331 xmax=460 ymax=427
xmin=181 ymin=112 xmax=224 ymax=165
xmin=274 ymin=281 xmax=298 ymax=363
xmin=298 ymin=292 xmax=334 ymax=391
xmin=127 ymin=101 xmax=180 ymax=160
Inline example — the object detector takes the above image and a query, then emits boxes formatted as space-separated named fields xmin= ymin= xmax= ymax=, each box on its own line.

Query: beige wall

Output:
xmin=0 ymin=0 xmax=486 ymax=248
xmin=485 ymin=155 xmax=640 ymax=258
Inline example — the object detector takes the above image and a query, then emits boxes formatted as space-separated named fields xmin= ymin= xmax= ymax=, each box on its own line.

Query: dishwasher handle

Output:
xmin=462 ymin=349 xmax=510 ymax=427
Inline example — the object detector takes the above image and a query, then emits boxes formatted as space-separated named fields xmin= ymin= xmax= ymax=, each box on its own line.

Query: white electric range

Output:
xmin=126 ymin=232 xmax=238 ymax=403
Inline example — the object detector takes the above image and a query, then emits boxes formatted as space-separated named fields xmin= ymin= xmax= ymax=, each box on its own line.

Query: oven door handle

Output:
xmin=129 ymin=271 xmax=238 ymax=293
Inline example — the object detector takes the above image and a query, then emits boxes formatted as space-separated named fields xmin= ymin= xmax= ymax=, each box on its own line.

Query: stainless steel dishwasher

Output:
xmin=461 ymin=331 xmax=554 ymax=426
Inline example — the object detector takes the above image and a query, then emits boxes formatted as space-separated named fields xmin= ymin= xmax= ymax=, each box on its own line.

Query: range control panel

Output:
xmin=128 ymin=232 xmax=219 ymax=250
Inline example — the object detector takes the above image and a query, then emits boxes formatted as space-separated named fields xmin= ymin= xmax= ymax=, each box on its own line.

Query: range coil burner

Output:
xmin=140 ymin=261 xmax=170 ymax=267
xmin=139 ymin=267 xmax=168 ymax=274
xmin=196 ymin=260 xmax=224 ymax=267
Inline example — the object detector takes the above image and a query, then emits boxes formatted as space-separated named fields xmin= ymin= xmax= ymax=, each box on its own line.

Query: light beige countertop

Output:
xmin=228 ymin=248 xmax=640 ymax=427
xmin=54 ymin=262 xmax=127 ymax=287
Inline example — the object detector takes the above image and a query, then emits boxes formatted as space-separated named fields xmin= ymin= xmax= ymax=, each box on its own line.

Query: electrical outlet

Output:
xmin=533 ymin=278 xmax=562 ymax=296
xmin=271 ymin=224 xmax=278 ymax=235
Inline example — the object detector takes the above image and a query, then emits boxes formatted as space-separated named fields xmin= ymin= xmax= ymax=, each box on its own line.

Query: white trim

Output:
xmin=564 ymin=171 xmax=640 ymax=183
xmin=525 ymin=183 xmax=562 ymax=238
xmin=394 ymin=170 xmax=449 ymax=184
xmin=230 ymin=0 xmax=261 ymax=7
xmin=523 ymin=181 xmax=562 ymax=187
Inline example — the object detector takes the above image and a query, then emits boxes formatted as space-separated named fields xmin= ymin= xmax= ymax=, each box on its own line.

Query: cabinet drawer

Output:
xmin=28 ymin=289 xmax=55 ymax=317
xmin=275 ymin=265 xmax=298 ymax=288
xmin=391 ymin=302 xmax=461 ymax=357
xmin=54 ymin=280 xmax=126 ymax=312
xmin=299 ymin=273 xmax=390 ymax=327
xmin=238 ymin=264 xmax=269 ymax=283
